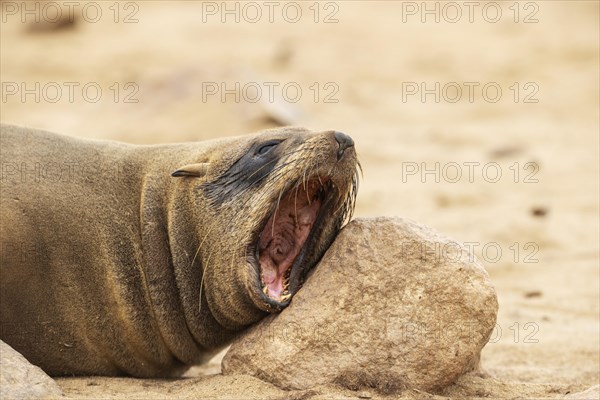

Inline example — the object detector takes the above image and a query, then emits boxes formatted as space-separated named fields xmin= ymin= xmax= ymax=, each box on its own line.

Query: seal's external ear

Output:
xmin=171 ymin=163 xmax=210 ymax=178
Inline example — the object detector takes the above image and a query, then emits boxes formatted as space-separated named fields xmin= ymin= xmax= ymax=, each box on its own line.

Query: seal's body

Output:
xmin=0 ymin=124 xmax=358 ymax=377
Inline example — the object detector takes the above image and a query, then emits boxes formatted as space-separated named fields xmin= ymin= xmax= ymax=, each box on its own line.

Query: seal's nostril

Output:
xmin=334 ymin=131 xmax=354 ymax=160
xmin=334 ymin=131 xmax=354 ymax=148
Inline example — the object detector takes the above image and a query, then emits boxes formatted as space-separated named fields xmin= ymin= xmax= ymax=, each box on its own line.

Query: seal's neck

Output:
xmin=163 ymin=180 xmax=266 ymax=332
xmin=136 ymin=156 xmax=234 ymax=366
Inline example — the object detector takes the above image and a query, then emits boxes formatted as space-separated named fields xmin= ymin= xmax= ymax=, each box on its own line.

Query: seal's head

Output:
xmin=172 ymin=128 xmax=359 ymax=329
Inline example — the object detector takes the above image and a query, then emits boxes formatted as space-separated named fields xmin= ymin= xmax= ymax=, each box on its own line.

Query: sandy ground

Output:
xmin=1 ymin=1 xmax=598 ymax=399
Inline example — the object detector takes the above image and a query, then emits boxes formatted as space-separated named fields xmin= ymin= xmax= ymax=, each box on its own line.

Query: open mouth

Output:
xmin=254 ymin=178 xmax=330 ymax=305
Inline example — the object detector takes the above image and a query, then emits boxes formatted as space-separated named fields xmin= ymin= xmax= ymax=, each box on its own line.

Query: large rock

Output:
xmin=222 ymin=217 xmax=498 ymax=394
xmin=0 ymin=340 xmax=63 ymax=399
xmin=566 ymin=385 xmax=600 ymax=400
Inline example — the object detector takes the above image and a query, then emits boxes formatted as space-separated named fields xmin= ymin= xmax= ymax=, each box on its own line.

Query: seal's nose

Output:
xmin=334 ymin=131 xmax=354 ymax=160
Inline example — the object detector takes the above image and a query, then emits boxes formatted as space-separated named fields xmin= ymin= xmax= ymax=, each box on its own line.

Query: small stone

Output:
xmin=0 ymin=340 xmax=64 ymax=399
xmin=524 ymin=290 xmax=543 ymax=298
xmin=489 ymin=146 xmax=524 ymax=158
xmin=531 ymin=207 xmax=548 ymax=217
xmin=222 ymin=217 xmax=498 ymax=394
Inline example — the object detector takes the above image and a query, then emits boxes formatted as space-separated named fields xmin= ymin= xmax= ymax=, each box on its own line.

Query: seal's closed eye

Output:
xmin=256 ymin=140 xmax=282 ymax=156
xmin=202 ymin=139 xmax=286 ymax=204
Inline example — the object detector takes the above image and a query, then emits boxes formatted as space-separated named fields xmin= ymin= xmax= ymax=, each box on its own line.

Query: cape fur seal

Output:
xmin=0 ymin=123 xmax=359 ymax=377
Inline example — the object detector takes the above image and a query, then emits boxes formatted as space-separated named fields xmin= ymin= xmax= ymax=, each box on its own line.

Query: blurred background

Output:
xmin=1 ymin=1 xmax=598 ymax=397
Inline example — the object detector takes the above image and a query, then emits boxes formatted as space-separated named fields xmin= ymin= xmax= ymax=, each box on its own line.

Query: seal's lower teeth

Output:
xmin=283 ymin=271 xmax=290 ymax=290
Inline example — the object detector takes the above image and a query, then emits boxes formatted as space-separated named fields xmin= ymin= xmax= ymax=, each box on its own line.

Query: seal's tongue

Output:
xmin=259 ymin=182 xmax=322 ymax=301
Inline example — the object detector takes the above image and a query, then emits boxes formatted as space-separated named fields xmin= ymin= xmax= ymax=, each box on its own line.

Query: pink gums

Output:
xmin=258 ymin=183 xmax=322 ymax=301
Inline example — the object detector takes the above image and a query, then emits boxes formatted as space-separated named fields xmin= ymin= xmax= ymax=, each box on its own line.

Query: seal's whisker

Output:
xmin=245 ymin=160 xmax=301 ymax=207
xmin=206 ymin=148 xmax=308 ymax=206
xmin=317 ymin=163 xmax=323 ymax=188
xmin=341 ymin=168 xmax=360 ymax=225
xmin=302 ymin=167 xmax=308 ymax=193
xmin=236 ymin=156 xmax=301 ymax=201
xmin=271 ymin=183 xmax=288 ymax=239
xmin=244 ymin=147 xmax=306 ymax=181
xmin=197 ymin=199 xmax=250 ymax=313
xmin=197 ymin=249 xmax=212 ymax=313
xmin=305 ymin=171 xmax=312 ymax=205
xmin=243 ymin=171 xmax=290 ymax=211
xmin=293 ymin=183 xmax=300 ymax=228
xmin=262 ymin=160 xmax=300 ymax=185
xmin=357 ymin=160 xmax=364 ymax=179
xmin=241 ymin=147 xmax=307 ymax=185
xmin=194 ymin=218 xmax=225 ymax=313
xmin=193 ymin=200 xmax=245 ymax=314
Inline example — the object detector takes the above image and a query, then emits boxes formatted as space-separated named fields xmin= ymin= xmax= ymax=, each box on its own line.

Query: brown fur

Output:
xmin=0 ymin=123 xmax=358 ymax=377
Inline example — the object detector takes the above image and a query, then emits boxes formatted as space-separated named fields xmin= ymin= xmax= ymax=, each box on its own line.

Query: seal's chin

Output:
xmin=252 ymin=178 xmax=330 ymax=308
